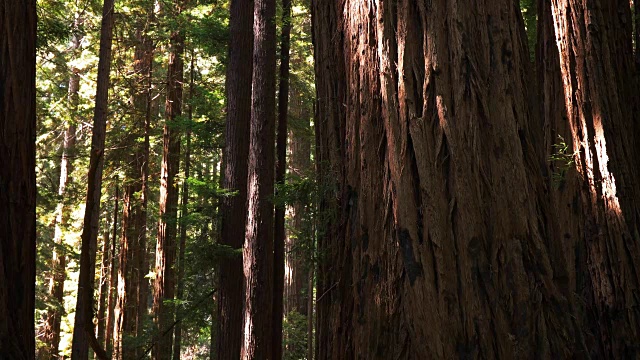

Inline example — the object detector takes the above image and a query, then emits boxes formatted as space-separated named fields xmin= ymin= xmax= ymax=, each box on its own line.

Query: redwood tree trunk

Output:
xmin=273 ymin=0 xmax=292 ymax=356
xmin=312 ymin=0 xmax=577 ymax=358
xmin=71 ymin=0 xmax=115 ymax=357
xmin=216 ymin=0 xmax=254 ymax=358
xmin=544 ymin=0 xmax=640 ymax=357
xmin=0 ymin=0 xmax=37 ymax=358
xmin=153 ymin=5 xmax=184 ymax=358
xmin=242 ymin=0 xmax=278 ymax=356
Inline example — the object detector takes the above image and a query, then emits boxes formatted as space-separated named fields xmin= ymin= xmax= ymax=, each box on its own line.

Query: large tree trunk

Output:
xmin=41 ymin=19 xmax=81 ymax=358
xmin=242 ymin=0 xmax=278 ymax=356
xmin=216 ymin=0 xmax=254 ymax=358
xmin=106 ymin=183 xmax=120 ymax=355
xmin=71 ymin=0 xmax=115 ymax=358
xmin=312 ymin=0 xmax=581 ymax=358
xmin=0 ymin=0 xmax=37 ymax=358
xmin=273 ymin=0 xmax=292 ymax=357
xmin=543 ymin=0 xmax=640 ymax=357
xmin=153 ymin=3 xmax=184 ymax=358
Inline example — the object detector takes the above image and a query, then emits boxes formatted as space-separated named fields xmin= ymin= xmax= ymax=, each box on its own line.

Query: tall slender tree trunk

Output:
xmin=273 ymin=0 xmax=292 ymax=357
xmin=216 ymin=0 xmax=254 ymax=358
xmin=71 ymin=0 xmax=115 ymax=358
xmin=173 ymin=52 xmax=195 ymax=360
xmin=543 ymin=1 xmax=640 ymax=357
xmin=312 ymin=0 xmax=579 ymax=358
xmin=134 ymin=18 xmax=154 ymax=358
xmin=113 ymin=16 xmax=154 ymax=359
xmin=242 ymin=0 xmax=278 ymax=356
xmin=106 ymin=183 xmax=120 ymax=355
xmin=0 ymin=0 xmax=37 ymax=358
xmin=41 ymin=19 xmax=81 ymax=358
xmin=153 ymin=3 xmax=184 ymax=358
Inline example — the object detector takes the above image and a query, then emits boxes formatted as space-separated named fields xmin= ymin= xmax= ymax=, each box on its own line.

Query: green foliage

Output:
xmin=283 ymin=311 xmax=309 ymax=360
xmin=549 ymin=135 xmax=575 ymax=188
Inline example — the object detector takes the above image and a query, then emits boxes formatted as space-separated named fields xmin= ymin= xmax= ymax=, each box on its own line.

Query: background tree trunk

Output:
xmin=106 ymin=183 xmax=120 ymax=355
xmin=312 ymin=0 xmax=577 ymax=358
xmin=273 ymin=0 xmax=292 ymax=356
xmin=173 ymin=53 xmax=195 ymax=360
xmin=96 ymin=224 xmax=111 ymax=347
xmin=0 ymin=0 xmax=37 ymax=358
xmin=242 ymin=0 xmax=278 ymax=356
xmin=216 ymin=0 xmax=254 ymax=358
xmin=153 ymin=4 xmax=184 ymax=358
xmin=71 ymin=0 xmax=115 ymax=357
xmin=41 ymin=19 xmax=81 ymax=356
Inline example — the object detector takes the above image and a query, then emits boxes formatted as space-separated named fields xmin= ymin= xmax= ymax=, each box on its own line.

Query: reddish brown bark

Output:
xmin=71 ymin=0 xmax=115 ymax=357
xmin=0 ymin=0 xmax=37 ymax=358
xmin=312 ymin=0 xmax=578 ymax=358
xmin=242 ymin=0 xmax=278 ymax=356
xmin=153 ymin=4 xmax=184 ymax=358
xmin=216 ymin=0 xmax=254 ymax=358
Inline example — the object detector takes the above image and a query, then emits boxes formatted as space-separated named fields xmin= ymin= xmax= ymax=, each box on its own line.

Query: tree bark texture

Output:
xmin=153 ymin=5 xmax=184 ymax=359
xmin=71 ymin=0 xmax=115 ymax=358
xmin=312 ymin=0 xmax=584 ymax=358
xmin=274 ymin=0 xmax=292 ymax=357
xmin=242 ymin=0 xmax=278 ymax=356
xmin=542 ymin=0 xmax=640 ymax=357
xmin=216 ymin=0 xmax=254 ymax=358
xmin=0 ymin=0 xmax=37 ymax=358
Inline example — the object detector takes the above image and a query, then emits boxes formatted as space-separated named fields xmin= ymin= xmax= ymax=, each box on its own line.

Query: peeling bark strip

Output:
xmin=312 ymin=0 xmax=583 ymax=358
xmin=0 ymin=0 xmax=37 ymax=358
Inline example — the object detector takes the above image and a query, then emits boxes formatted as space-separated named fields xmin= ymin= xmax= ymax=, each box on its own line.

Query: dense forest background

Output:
xmin=2 ymin=0 xmax=640 ymax=358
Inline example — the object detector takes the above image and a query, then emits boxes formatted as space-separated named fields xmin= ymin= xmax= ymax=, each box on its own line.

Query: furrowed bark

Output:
xmin=242 ymin=0 xmax=278 ymax=356
xmin=0 ymin=0 xmax=37 ymax=358
xmin=312 ymin=0 xmax=576 ymax=358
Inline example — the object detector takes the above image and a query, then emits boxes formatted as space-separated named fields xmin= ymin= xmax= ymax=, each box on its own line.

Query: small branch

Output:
xmin=86 ymin=329 xmax=109 ymax=360
xmin=316 ymin=281 xmax=338 ymax=303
